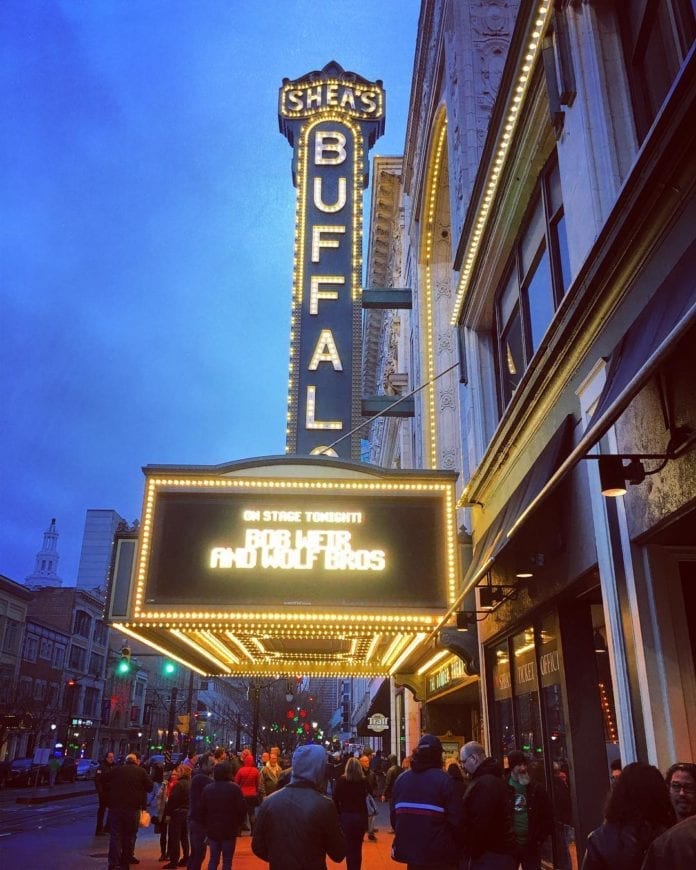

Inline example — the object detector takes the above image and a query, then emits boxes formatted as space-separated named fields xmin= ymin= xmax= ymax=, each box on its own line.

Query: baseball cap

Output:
xmin=416 ymin=734 xmax=443 ymax=753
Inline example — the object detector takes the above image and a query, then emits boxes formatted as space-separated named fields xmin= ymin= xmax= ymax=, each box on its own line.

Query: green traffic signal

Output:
xmin=117 ymin=657 xmax=131 ymax=675
xmin=163 ymin=660 xmax=177 ymax=676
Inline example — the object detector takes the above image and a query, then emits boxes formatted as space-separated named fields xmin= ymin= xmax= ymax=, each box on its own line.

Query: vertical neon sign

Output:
xmin=279 ymin=62 xmax=385 ymax=458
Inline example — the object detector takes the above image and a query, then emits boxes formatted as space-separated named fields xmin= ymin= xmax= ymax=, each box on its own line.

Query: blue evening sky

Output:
xmin=0 ymin=0 xmax=419 ymax=584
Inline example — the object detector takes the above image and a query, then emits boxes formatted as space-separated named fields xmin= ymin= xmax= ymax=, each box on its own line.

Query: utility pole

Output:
xmin=166 ymin=686 xmax=178 ymax=751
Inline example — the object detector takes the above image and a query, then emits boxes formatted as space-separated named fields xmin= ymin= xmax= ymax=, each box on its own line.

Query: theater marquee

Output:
xmin=107 ymin=458 xmax=459 ymax=678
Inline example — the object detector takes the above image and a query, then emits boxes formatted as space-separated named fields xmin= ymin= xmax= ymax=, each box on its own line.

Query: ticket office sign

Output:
xmin=142 ymin=489 xmax=448 ymax=610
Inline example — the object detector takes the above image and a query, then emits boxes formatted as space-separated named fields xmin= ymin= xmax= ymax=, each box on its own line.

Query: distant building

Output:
xmin=0 ymin=574 xmax=33 ymax=760
xmin=76 ymin=509 xmax=125 ymax=594
xmin=24 ymin=518 xmax=63 ymax=588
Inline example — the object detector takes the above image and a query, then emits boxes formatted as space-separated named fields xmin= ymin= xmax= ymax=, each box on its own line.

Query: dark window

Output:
xmin=617 ymin=0 xmax=695 ymax=142
xmin=495 ymin=157 xmax=570 ymax=409
xmin=73 ymin=610 xmax=91 ymax=638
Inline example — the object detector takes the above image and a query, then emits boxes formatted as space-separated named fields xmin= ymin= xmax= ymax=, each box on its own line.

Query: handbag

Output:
xmin=139 ymin=809 xmax=151 ymax=828
xmin=366 ymin=793 xmax=378 ymax=817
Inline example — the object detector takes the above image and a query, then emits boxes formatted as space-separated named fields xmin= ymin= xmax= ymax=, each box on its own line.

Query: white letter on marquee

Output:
xmin=313 ymin=177 xmax=346 ymax=213
xmin=315 ymin=131 xmax=347 ymax=165
xmin=309 ymin=275 xmax=343 ymax=314
xmin=305 ymin=386 xmax=343 ymax=430
xmin=308 ymin=329 xmax=343 ymax=371
xmin=312 ymin=225 xmax=346 ymax=262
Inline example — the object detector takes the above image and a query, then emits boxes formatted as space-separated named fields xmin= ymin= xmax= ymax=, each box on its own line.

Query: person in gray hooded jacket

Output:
xmin=252 ymin=743 xmax=346 ymax=870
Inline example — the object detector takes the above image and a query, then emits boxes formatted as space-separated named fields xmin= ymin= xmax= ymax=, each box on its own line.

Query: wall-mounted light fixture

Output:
xmin=587 ymin=426 xmax=695 ymax=498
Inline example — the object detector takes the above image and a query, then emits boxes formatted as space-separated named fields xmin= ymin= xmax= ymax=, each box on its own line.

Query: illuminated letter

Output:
xmin=360 ymin=91 xmax=377 ymax=114
xmin=287 ymin=89 xmax=303 ymax=111
xmin=315 ymin=131 xmax=347 ymax=165
xmin=309 ymin=275 xmax=343 ymax=314
xmin=311 ymin=225 xmax=346 ymax=262
xmin=313 ymin=177 xmax=346 ymax=213
xmin=340 ymin=88 xmax=356 ymax=111
xmin=308 ymin=329 xmax=343 ymax=370
xmin=306 ymin=85 xmax=322 ymax=108
xmin=326 ymin=84 xmax=339 ymax=106
xmin=305 ymin=386 xmax=342 ymax=430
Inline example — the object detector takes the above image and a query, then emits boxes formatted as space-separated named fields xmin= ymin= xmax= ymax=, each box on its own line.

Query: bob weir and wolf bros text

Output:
xmin=209 ymin=507 xmax=386 ymax=572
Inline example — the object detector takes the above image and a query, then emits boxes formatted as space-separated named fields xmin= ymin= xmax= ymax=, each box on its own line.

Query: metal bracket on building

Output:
xmin=438 ymin=627 xmax=479 ymax=675
xmin=392 ymin=673 xmax=427 ymax=702
xmin=362 ymin=288 xmax=412 ymax=309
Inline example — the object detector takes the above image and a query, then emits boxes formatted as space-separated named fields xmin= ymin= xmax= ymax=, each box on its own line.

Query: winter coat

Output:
xmin=235 ymin=755 xmax=261 ymax=800
xmin=260 ymin=762 xmax=282 ymax=797
xmin=252 ymin=781 xmax=346 ymax=870
xmin=165 ymin=776 xmax=190 ymax=816
xmin=641 ymin=816 xmax=696 ymax=869
xmin=463 ymin=757 xmax=516 ymax=859
xmin=105 ymin=760 xmax=153 ymax=811
xmin=188 ymin=770 xmax=213 ymax=823
xmin=333 ymin=775 xmax=369 ymax=817
xmin=581 ymin=821 xmax=663 ymax=870
xmin=390 ymin=758 xmax=463 ymax=865
xmin=200 ymin=780 xmax=246 ymax=842
xmin=95 ymin=758 xmax=114 ymax=798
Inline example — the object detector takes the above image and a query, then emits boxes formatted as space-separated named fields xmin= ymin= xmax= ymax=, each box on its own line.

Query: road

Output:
xmin=0 ymin=782 xmax=396 ymax=868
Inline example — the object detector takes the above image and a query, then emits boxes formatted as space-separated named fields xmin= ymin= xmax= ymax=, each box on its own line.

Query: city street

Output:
xmin=0 ymin=782 xmax=396 ymax=868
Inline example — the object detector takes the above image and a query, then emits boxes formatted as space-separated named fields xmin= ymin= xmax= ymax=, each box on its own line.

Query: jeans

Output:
xmin=207 ymin=838 xmax=236 ymax=870
xmin=96 ymin=796 xmax=109 ymax=833
xmin=108 ymin=807 xmax=139 ymax=870
xmin=340 ymin=811 xmax=367 ymax=870
xmin=187 ymin=819 xmax=207 ymax=870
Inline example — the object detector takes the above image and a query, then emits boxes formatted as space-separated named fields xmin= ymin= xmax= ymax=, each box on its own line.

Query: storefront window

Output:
xmin=490 ymin=640 xmax=514 ymax=759
xmin=512 ymin=627 xmax=543 ymax=763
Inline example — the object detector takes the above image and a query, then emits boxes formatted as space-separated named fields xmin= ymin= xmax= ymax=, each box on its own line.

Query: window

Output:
xmin=73 ymin=610 xmax=92 ymax=638
xmin=3 ymin=619 xmax=20 ymax=653
xmin=199 ymin=681 xmax=209 ymax=691
xmin=84 ymin=686 xmax=99 ymax=718
xmin=617 ymin=0 xmax=695 ymax=142
xmin=495 ymin=157 xmax=570 ymax=408
xmin=39 ymin=638 xmax=53 ymax=660
xmin=53 ymin=644 xmax=65 ymax=669
xmin=33 ymin=680 xmax=46 ymax=700
xmin=47 ymin=683 xmax=59 ymax=707
xmin=23 ymin=634 xmax=39 ymax=662
xmin=68 ymin=644 xmax=86 ymax=671
xmin=89 ymin=653 xmax=105 ymax=678
xmin=93 ymin=621 xmax=108 ymax=647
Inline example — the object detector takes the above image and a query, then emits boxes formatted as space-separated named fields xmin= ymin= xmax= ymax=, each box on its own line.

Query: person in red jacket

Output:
xmin=235 ymin=754 xmax=261 ymax=834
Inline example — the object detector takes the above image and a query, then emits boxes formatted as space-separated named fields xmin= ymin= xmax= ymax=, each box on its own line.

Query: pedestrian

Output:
xmin=359 ymin=754 xmax=379 ymax=841
xmin=552 ymin=762 xmax=573 ymax=870
xmin=333 ymin=756 xmax=369 ymax=870
xmin=235 ymin=752 xmax=261 ymax=834
xmin=640 ymin=815 xmax=696 ymax=868
xmin=446 ymin=758 xmax=467 ymax=801
xmin=383 ymin=754 xmax=402 ymax=833
xmin=460 ymin=740 xmax=516 ymax=869
xmin=47 ymin=754 xmax=61 ymax=787
xmin=505 ymin=750 xmax=553 ymax=869
xmin=200 ymin=761 xmax=247 ymax=870
xmin=105 ymin=752 xmax=153 ymax=870
xmin=259 ymin=749 xmax=283 ymax=798
xmin=664 ymin=761 xmax=696 ymax=822
xmin=95 ymin=751 xmax=115 ymax=835
xmin=580 ymin=761 xmax=675 ymax=869
xmin=163 ymin=763 xmax=192 ymax=868
xmin=188 ymin=750 xmax=225 ymax=870
xmin=390 ymin=733 xmax=463 ymax=870
xmin=252 ymin=742 xmax=346 ymax=869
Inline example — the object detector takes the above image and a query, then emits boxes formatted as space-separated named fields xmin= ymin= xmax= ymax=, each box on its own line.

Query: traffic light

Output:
xmin=162 ymin=660 xmax=177 ymax=677
xmin=116 ymin=646 xmax=132 ymax=675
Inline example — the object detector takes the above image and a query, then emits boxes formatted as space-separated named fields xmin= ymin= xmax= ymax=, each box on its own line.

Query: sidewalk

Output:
xmin=131 ymin=802 xmax=395 ymax=869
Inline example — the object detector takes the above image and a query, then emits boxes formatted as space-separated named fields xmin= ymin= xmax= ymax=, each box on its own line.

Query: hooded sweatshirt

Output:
xmin=290 ymin=744 xmax=326 ymax=787
xmin=235 ymin=754 xmax=261 ymax=798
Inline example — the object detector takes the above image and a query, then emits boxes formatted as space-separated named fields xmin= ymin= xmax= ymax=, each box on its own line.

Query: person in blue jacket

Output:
xmin=390 ymin=734 xmax=463 ymax=870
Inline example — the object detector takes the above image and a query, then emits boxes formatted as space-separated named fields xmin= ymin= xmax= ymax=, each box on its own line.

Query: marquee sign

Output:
xmin=279 ymin=62 xmax=385 ymax=459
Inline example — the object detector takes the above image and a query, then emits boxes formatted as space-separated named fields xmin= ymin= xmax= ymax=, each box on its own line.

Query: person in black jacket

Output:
xmin=391 ymin=733 xmax=463 ymax=869
xmin=580 ymin=762 xmax=674 ymax=870
xmin=200 ymin=761 xmax=246 ymax=870
xmin=95 ymin=751 xmax=115 ymax=835
xmin=163 ymin=764 xmax=192 ymax=868
xmin=333 ymin=757 xmax=369 ymax=870
xmin=460 ymin=741 xmax=516 ymax=870
xmin=105 ymin=752 xmax=153 ymax=870
xmin=505 ymin=751 xmax=554 ymax=869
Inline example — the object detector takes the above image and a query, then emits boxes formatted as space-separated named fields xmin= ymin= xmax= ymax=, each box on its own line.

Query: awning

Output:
xmin=356 ymin=678 xmax=391 ymax=737
xmin=462 ymin=415 xmax=574 ymax=587
xmin=589 ymin=238 xmax=696 ymax=426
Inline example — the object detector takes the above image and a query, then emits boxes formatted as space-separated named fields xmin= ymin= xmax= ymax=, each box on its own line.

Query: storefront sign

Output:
xmin=279 ymin=62 xmax=385 ymax=458
xmin=367 ymin=713 xmax=389 ymax=733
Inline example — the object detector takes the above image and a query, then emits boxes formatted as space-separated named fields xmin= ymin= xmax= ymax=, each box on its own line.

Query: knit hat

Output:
xmin=416 ymin=734 xmax=443 ymax=753
xmin=507 ymin=750 xmax=528 ymax=769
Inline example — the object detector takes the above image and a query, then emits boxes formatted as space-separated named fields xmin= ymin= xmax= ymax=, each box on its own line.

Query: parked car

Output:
xmin=6 ymin=758 xmax=37 ymax=787
xmin=36 ymin=756 xmax=77 ymax=785
xmin=75 ymin=758 xmax=98 ymax=780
